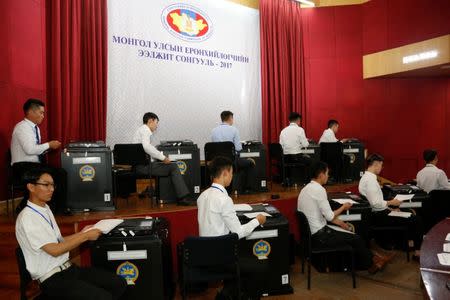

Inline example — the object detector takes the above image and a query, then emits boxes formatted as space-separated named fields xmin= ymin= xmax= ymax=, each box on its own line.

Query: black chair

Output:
xmin=178 ymin=233 xmax=241 ymax=300
xmin=296 ymin=211 xmax=356 ymax=289
xmin=204 ymin=142 xmax=236 ymax=193
xmin=6 ymin=150 xmax=27 ymax=215
xmin=423 ymin=190 xmax=450 ymax=233
xmin=268 ymin=143 xmax=308 ymax=187
xmin=320 ymin=142 xmax=350 ymax=183
xmin=16 ymin=247 xmax=46 ymax=300
xmin=113 ymin=144 xmax=163 ymax=201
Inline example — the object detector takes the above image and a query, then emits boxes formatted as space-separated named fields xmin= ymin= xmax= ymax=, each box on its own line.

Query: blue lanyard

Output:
xmin=211 ymin=185 xmax=225 ymax=193
xmin=26 ymin=205 xmax=54 ymax=230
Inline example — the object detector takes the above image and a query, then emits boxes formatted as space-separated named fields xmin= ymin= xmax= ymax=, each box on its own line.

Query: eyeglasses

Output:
xmin=33 ymin=182 xmax=56 ymax=189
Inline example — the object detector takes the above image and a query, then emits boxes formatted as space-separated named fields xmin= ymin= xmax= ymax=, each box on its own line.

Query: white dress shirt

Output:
xmin=416 ymin=164 xmax=450 ymax=193
xmin=318 ymin=128 xmax=338 ymax=144
xmin=297 ymin=181 xmax=335 ymax=235
xmin=197 ymin=183 xmax=260 ymax=239
xmin=279 ymin=123 xmax=309 ymax=155
xmin=11 ymin=118 xmax=49 ymax=164
xmin=15 ymin=201 xmax=68 ymax=280
xmin=132 ymin=124 xmax=165 ymax=161
xmin=358 ymin=171 xmax=387 ymax=211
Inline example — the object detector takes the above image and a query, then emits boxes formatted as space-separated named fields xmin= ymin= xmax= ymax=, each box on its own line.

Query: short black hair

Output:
xmin=16 ymin=167 xmax=54 ymax=214
xmin=289 ymin=112 xmax=301 ymax=122
xmin=23 ymin=98 xmax=45 ymax=114
xmin=310 ymin=161 xmax=328 ymax=179
xmin=328 ymin=119 xmax=338 ymax=128
xmin=143 ymin=112 xmax=159 ymax=124
xmin=209 ymin=156 xmax=233 ymax=178
xmin=220 ymin=111 xmax=233 ymax=122
xmin=366 ymin=153 xmax=384 ymax=167
xmin=423 ymin=149 xmax=437 ymax=163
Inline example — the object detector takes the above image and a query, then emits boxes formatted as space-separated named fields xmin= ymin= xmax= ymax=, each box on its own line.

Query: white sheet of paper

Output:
xmin=443 ymin=243 xmax=450 ymax=252
xmin=84 ymin=219 xmax=124 ymax=234
xmin=388 ymin=211 xmax=412 ymax=218
xmin=437 ymin=253 xmax=450 ymax=266
xmin=332 ymin=199 xmax=359 ymax=205
xmin=243 ymin=212 xmax=272 ymax=218
xmin=234 ymin=204 xmax=253 ymax=211
xmin=326 ymin=225 xmax=355 ymax=235
xmin=394 ymin=194 xmax=414 ymax=201
xmin=446 ymin=233 xmax=450 ymax=241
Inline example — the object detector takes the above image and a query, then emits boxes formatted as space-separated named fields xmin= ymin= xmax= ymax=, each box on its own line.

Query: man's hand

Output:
xmin=256 ymin=214 xmax=266 ymax=225
xmin=341 ymin=202 xmax=352 ymax=211
xmin=81 ymin=225 xmax=94 ymax=232
xmin=340 ymin=138 xmax=349 ymax=143
xmin=388 ymin=199 xmax=402 ymax=206
xmin=340 ymin=222 xmax=351 ymax=231
xmin=48 ymin=140 xmax=61 ymax=149
xmin=84 ymin=229 xmax=102 ymax=241
xmin=162 ymin=157 xmax=171 ymax=164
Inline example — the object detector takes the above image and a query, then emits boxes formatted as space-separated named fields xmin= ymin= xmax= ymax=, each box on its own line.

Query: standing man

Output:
xmin=11 ymin=98 xmax=65 ymax=213
xmin=298 ymin=161 xmax=393 ymax=273
xmin=16 ymin=167 xmax=127 ymax=299
xmin=133 ymin=112 xmax=192 ymax=205
xmin=318 ymin=119 xmax=348 ymax=144
xmin=359 ymin=154 xmax=423 ymax=258
xmin=416 ymin=149 xmax=450 ymax=193
xmin=211 ymin=110 xmax=256 ymax=193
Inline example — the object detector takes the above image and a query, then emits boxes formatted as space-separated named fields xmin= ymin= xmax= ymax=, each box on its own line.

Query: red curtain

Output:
xmin=46 ymin=0 xmax=107 ymax=159
xmin=260 ymin=0 xmax=306 ymax=144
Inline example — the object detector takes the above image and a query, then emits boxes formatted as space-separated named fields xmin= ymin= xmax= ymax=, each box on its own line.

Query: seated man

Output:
xmin=15 ymin=168 xmax=126 ymax=300
xmin=197 ymin=156 xmax=266 ymax=298
xmin=133 ymin=112 xmax=191 ymax=205
xmin=211 ymin=110 xmax=257 ymax=194
xmin=11 ymin=98 xmax=66 ymax=213
xmin=318 ymin=119 xmax=348 ymax=144
xmin=359 ymin=154 xmax=423 ymax=258
xmin=279 ymin=112 xmax=311 ymax=183
xmin=416 ymin=149 xmax=450 ymax=193
xmin=298 ymin=161 xmax=392 ymax=273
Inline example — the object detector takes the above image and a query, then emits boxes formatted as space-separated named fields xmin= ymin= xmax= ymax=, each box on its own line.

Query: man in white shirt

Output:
xmin=359 ymin=154 xmax=423 ymax=257
xmin=15 ymin=167 xmax=126 ymax=299
xmin=416 ymin=149 xmax=450 ymax=193
xmin=318 ymin=119 xmax=349 ymax=144
xmin=298 ymin=161 xmax=392 ymax=273
xmin=133 ymin=112 xmax=191 ymax=205
xmin=11 ymin=99 xmax=66 ymax=213
xmin=211 ymin=111 xmax=257 ymax=193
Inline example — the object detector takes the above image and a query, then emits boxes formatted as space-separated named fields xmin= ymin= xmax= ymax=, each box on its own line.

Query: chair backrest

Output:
xmin=113 ymin=144 xmax=149 ymax=166
xmin=16 ymin=247 xmax=31 ymax=300
xmin=320 ymin=142 xmax=344 ymax=178
xmin=181 ymin=233 xmax=239 ymax=268
xmin=296 ymin=211 xmax=312 ymax=257
xmin=204 ymin=142 xmax=236 ymax=163
xmin=269 ymin=143 xmax=283 ymax=162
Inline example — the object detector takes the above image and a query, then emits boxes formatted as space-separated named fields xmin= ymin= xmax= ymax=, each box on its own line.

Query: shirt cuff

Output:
xmin=250 ymin=218 xmax=260 ymax=229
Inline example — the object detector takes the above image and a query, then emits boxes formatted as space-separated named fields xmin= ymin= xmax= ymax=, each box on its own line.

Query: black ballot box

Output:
xmin=299 ymin=141 xmax=321 ymax=163
xmin=342 ymin=140 xmax=365 ymax=181
xmin=236 ymin=204 xmax=293 ymax=296
xmin=61 ymin=141 xmax=115 ymax=213
xmin=157 ymin=140 xmax=201 ymax=203
xmin=382 ymin=184 xmax=429 ymax=214
xmin=90 ymin=218 xmax=173 ymax=300
xmin=288 ymin=142 xmax=321 ymax=184
xmin=239 ymin=141 xmax=268 ymax=192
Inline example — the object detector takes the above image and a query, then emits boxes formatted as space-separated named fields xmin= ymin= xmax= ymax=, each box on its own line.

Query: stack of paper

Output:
xmin=388 ymin=211 xmax=412 ymax=218
xmin=332 ymin=199 xmax=359 ymax=205
xmin=84 ymin=219 xmax=124 ymax=234
xmin=234 ymin=204 xmax=253 ymax=211
xmin=326 ymin=225 xmax=355 ymax=234
xmin=443 ymin=243 xmax=450 ymax=252
xmin=243 ymin=212 xmax=272 ymax=218
xmin=445 ymin=233 xmax=450 ymax=241
xmin=394 ymin=194 xmax=415 ymax=201
xmin=437 ymin=253 xmax=450 ymax=266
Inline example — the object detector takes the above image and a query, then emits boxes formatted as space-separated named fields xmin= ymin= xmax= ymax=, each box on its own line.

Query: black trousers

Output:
xmin=40 ymin=265 xmax=127 ymax=300
xmin=371 ymin=209 xmax=424 ymax=250
xmin=312 ymin=226 xmax=373 ymax=270
xmin=234 ymin=158 xmax=257 ymax=192
xmin=135 ymin=162 xmax=189 ymax=198
xmin=284 ymin=154 xmax=312 ymax=183
xmin=12 ymin=162 xmax=67 ymax=213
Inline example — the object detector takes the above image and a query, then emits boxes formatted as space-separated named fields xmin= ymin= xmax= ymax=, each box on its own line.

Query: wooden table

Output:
xmin=420 ymin=218 xmax=450 ymax=299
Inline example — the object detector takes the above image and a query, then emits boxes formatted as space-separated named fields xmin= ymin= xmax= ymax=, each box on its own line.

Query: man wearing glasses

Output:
xmin=15 ymin=167 xmax=126 ymax=299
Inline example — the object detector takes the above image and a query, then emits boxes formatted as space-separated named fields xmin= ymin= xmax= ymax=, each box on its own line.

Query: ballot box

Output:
xmin=288 ymin=142 xmax=321 ymax=184
xmin=239 ymin=141 xmax=268 ymax=192
xmin=90 ymin=218 xmax=173 ymax=300
xmin=235 ymin=204 xmax=293 ymax=296
xmin=382 ymin=184 xmax=429 ymax=214
xmin=298 ymin=141 xmax=321 ymax=163
xmin=61 ymin=141 xmax=115 ymax=213
xmin=157 ymin=140 xmax=201 ymax=203
xmin=342 ymin=140 xmax=365 ymax=181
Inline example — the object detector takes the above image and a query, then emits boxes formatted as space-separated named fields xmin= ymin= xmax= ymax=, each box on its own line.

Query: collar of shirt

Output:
xmin=425 ymin=164 xmax=436 ymax=169
xmin=364 ymin=170 xmax=377 ymax=179
xmin=141 ymin=124 xmax=153 ymax=135
xmin=309 ymin=180 xmax=322 ymax=188
xmin=24 ymin=118 xmax=37 ymax=128
xmin=211 ymin=183 xmax=227 ymax=193
xmin=26 ymin=200 xmax=49 ymax=213
xmin=289 ymin=122 xmax=299 ymax=127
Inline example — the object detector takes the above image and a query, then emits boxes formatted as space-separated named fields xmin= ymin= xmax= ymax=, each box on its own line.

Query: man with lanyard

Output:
xmin=211 ymin=110 xmax=257 ymax=194
xmin=11 ymin=98 xmax=66 ymax=213
xmin=197 ymin=156 xmax=266 ymax=298
xmin=15 ymin=167 xmax=127 ymax=299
